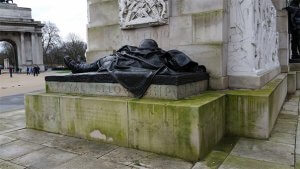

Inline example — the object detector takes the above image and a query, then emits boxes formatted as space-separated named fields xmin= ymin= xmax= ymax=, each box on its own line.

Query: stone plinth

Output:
xmin=225 ymin=74 xmax=287 ymax=139
xmin=45 ymin=72 xmax=209 ymax=100
xmin=25 ymin=92 xmax=226 ymax=162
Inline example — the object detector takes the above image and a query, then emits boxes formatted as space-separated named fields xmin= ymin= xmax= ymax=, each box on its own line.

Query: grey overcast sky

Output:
xmin=14 ymin=0 xmax=88 ymax=42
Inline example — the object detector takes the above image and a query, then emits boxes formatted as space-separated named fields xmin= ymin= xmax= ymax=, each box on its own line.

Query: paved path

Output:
xmin=0 ymin=109 xmax=194 ymax=169
xmin=0 ymin=71 xmax=64 ymax=97
xmin=0 ymin=94 xmax=24 ymax=113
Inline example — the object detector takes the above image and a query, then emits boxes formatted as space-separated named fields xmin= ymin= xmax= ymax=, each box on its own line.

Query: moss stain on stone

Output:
xmin=32 ymin=95 xmax=44 ymax=130
xmin=45 ymin=83 xmax=49 ymax=92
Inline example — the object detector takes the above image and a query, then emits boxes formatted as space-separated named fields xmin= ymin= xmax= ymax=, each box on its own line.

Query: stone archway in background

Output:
xmin=0 ymin=3 xmax=44 ymax=71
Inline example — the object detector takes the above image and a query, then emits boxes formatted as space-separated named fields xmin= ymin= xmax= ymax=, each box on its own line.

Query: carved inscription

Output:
xmin=119 ymin=0 xmax=169 ymax=29
xmin=46 ymin=80 xmax=207 ymax=100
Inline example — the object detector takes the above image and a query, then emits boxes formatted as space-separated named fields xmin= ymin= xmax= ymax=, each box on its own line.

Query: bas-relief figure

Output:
xmin=64 ymin=39 xmax=206 ymax=98
xmin=119 ymin=0 xmax=168 ymax=29
xmin=286 ymin=0 xmax=300 ymax=59
xmin=228 ymin=0 xmax=279 ymax=76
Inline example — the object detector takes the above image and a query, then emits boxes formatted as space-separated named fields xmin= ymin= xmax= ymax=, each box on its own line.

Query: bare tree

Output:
xmin=63 ymin=33 xmax=87 ymax=62
xmin=42 ymin=21 xmax=62 ymax=66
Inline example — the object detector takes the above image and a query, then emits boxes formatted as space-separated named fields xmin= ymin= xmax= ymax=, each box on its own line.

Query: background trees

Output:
xmin=0 ymin=21 xmax=87 ymax=69
xmin=63 ymin=33 xmax=87 ymax=62
xmin=42 ymin=21 xmax=62 ymax=66
xmin=42 ymin=21 xmax=87 ymax=67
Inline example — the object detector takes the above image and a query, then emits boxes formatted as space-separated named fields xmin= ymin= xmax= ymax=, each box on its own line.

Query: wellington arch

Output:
xmin=0 ymin=2 xmax=44 ymax=71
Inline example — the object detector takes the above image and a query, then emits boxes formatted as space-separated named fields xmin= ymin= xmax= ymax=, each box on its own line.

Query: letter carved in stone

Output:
xmin=119 ymin=0 xmax=168 ymax=29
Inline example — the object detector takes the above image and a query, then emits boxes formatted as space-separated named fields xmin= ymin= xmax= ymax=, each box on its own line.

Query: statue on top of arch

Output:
xmin=0 ymin=0 xmax=14 ymax=4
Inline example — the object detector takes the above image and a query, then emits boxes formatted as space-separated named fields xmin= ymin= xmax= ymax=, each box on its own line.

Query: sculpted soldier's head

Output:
xmin=139 ymin=39 xmax=158 ymax=50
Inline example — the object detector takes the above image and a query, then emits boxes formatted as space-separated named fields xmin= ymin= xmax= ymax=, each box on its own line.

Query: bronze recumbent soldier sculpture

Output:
xmin=64 ymin=39 xmax=207 ymax=98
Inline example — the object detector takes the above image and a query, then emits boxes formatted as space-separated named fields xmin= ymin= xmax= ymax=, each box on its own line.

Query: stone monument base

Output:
xmin=25 ymin=92 xmax=225 ymax=162
xmin=45 ymin=72 xmax=209 ymax=100
xmin=25 ymin=73 xmax=287 ymax=162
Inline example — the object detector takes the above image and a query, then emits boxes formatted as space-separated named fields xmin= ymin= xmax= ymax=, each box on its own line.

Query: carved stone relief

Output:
xmin=228 ymin=0 xmax=279 ymax=76
xmin=119 ymin=0 xmax=168 ymax=29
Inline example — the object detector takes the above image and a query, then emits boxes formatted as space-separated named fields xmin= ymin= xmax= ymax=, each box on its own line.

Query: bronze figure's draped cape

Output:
xmin=64 ymin=39 xmax=206 ymax=98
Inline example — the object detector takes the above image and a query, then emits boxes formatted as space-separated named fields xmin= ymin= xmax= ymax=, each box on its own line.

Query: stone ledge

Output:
xmin=228 ymin=67 xmax=281 ymax=89
xmin=46 ymin=80 xmax=208 ymax=100
xmin=25 ymin=92 xmax=226 ymax=162
xmin=45 ymin=72 xmax=209 ymax=86
xmin=45 ymin=72 xmax=209 ymax=100
xmin=225 ymin=74 xmax=287 ymax=139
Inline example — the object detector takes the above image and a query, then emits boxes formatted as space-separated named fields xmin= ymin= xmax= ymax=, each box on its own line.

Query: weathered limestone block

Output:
xmin=175 ymin=45 xmax=224 ymax=77
xmin=288 ymin=72 xmax=296 ymax=94
xmin=279 ymin=48 xmax=289 ymax=73
xmin=228 ymin=0 xmax=280 ymax=88
xmin=88 ymin=0 xmax=119 ymax=27
xmin=209 ymin=76 xmax=229 ymax=90
xmin=276 ymin=11 xmax=288 ymax=33
xmin=169 ymin=15 xmax=193 ymax=46
xmin=87 ymin=24 xmax=121 ymax=52
xmin=26 ymin=94 xmax=130 ymax=147
xmin=226 ymin=74 xmax=287 ymax=139
xmin=87 ymin=24 xmax=171 ymax=54
xmin=181 ymin=0 xmax=224 ymax=15
xmin=279 ymin=32 xmax=289 ymax=49
xmin=128 ymin=94 xmax=226 ymax=161
xmin=192 ymin=11 xmax=224 ymax=44
xmin=25 ymin=93 xmax=226 ymax=162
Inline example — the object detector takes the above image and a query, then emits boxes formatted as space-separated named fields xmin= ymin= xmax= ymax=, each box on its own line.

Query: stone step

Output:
xmin=45 ymin=72 xmax=209 ymax=100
